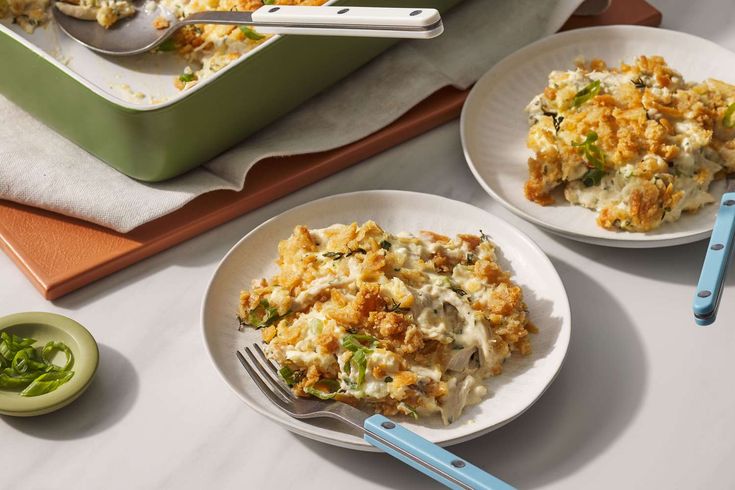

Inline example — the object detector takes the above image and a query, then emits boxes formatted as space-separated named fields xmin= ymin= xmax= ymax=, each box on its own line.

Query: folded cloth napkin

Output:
xmin=0 ymin=0 xmax=583 ymax=233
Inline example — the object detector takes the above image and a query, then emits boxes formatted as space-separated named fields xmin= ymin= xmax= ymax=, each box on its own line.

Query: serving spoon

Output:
xmin=52 ymin=3 xmax=444 ymax=56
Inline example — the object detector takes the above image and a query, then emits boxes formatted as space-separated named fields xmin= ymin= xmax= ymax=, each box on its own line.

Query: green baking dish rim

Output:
xmin=0 ymin=0 xmax=462 ymax=182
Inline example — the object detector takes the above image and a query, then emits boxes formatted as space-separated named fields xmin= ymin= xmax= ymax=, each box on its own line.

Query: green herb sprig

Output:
xmin=631 ymin=77 xmax=646 ymax=89
xmin=322 ymin=248 xmax=367 ymax=260
xmin=386 ymin=299 xmax=410 ymax=313
xmin=543 ymin=111 xmax=564 ymax=133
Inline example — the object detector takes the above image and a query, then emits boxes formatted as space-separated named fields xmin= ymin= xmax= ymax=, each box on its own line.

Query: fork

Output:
xmin=236 ymin=344 xmax=515 ymax=490
xmin=693 ymin=176 xmax=735 ymax=325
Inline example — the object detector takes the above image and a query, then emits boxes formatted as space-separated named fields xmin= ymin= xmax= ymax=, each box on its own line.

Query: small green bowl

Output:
xmin=0 ymin=312 xmax=99 ymax=417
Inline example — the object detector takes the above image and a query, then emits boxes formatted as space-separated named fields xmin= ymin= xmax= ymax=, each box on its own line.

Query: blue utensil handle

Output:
xmin=693 ymin=192 xmax=735 ymax=326
xmin=363 ymin=414 xmax=515 ymax=490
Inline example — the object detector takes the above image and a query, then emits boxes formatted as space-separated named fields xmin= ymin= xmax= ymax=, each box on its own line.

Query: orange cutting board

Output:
xmin=0 ymin=0 xmax=661 ymax=300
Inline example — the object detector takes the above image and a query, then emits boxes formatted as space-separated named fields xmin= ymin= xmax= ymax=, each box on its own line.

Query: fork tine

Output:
xmin=245 ymin=346 xmax=294 ymax=400
xmin=252 ymin=344 xmax=294 ymax=399
xmin=253 ymin=343 xmax=279 ymax=376
xmin=235 ymin=350 xmax=294 ymax=409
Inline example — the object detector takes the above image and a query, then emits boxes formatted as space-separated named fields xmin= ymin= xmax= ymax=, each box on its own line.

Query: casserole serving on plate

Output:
xmin=0 ymin=0 xmax=461 ymax=182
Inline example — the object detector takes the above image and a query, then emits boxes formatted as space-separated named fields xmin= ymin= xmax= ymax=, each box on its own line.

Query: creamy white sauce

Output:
xmin=264 ymin=224 xmax=517 ymax=423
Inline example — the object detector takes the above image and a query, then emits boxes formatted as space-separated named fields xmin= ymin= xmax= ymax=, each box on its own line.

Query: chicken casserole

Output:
xmin=238 ymin=222 xmax=535 ymax=425
xmin=525 ymin=55 xmax=735 ymax=232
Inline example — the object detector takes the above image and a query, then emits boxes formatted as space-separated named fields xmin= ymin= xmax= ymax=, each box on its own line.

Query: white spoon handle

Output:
xmin=250 ymin=5 xmax=443 ymax=39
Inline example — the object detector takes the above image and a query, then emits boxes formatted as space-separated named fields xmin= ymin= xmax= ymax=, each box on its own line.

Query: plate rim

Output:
xmin=200 ymin=189 xmax=571 ymax=450
xmin=461 ymin=24 xmax=734 ymax=248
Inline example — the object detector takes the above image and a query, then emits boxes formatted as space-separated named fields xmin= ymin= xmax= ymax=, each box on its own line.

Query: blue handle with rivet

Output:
xmin=693 ymin=192 xmax=735 ymax=326
xmin=363 ymin=414 xmax=515 ymax=490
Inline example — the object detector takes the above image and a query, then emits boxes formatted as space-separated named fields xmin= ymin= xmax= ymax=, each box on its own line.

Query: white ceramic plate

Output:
xmin=461 ymin=25 xmax=735 ymax=248
xmin=201 ymin=190 xmax=571 ymax=450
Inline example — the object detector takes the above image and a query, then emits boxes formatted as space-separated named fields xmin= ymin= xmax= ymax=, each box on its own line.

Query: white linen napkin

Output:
xmin=0 ymin=0 xmax=583 ymax=233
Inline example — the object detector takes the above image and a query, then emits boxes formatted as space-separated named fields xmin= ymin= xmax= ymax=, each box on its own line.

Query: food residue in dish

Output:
xmin=112 ymin=83 xmax=148 ymax=102
xmin=1 ymin=0 xmax=51 ymax=32
xmin=54 ymin=0 xmax=137 ymax=29
xmin=159 ymin=0 xmax=326 ymax=91
xmin=525 ymin=55 xmax=735 ymax=232
xmin=0 ymin=0 xmax=137 ymax=31
xmin=238 ymin=222 xmax=535 ymax=425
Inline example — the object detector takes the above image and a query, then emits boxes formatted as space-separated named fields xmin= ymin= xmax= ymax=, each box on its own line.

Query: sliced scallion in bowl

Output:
xmin=0 ymin=332 xmax=75 ymax=397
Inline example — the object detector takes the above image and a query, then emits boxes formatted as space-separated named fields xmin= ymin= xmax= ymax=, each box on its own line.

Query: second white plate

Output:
xmin=461 ymin=25 xmax=735 ymax=248
xmin=201 ymin=190 xmax=571 ymax=450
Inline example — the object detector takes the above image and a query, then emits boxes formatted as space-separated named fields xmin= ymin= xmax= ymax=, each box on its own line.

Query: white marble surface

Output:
xmin=3 ymin=1 xmax=735 ymax=488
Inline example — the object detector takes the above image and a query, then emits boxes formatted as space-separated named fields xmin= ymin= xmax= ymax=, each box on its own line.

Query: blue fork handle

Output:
xmin=693 ymin=192 xmax=735 ymax=326
xmin=363 ymin=414 xmax=515 ymax=490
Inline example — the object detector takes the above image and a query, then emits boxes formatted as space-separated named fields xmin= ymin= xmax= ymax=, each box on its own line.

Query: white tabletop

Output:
xmin=3 ymin=1 xmax=735 ymax=488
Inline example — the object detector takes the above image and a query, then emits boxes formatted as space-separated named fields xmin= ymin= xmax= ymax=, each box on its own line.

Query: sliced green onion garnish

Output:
xmin=724 ymin=102 xmax=735 ymax=128
xmin=42 ymin=341 xmax=75 ymax=372
xmin=240 ymin=26 xmax=265 ymax=40
xmin=379 ymin=240 xmax=392 ymax=250
xmin=239 ymin=299 xmax=289 ymax=330
xmin=352 ymin=349 xmax=369 ymax=386
xmin=572 ymin=80 xmax=601 ymax=108
xmin=581 ymin=167 xmax=606 ymax=187
xmin=341 ymin=333 xmax=377 ymax=352
xmin=572 ymin=131 xmax=606 ymax=186
xmin=0 ymin=333 xmax=75 ymax=397
xmin=278 ymin=365 xmax=304 ymax=387
xmin=279 ymin=366 xmax=294 ymax=385
xmin=157 ymin=38 xmax=177 ymax=52
xmin=4 ymin=333 xmax=36 ymax=349
xmin=263 ymin=0 xmax=276 ymax=4
xmin=304 ymin=379 xmax=340 ymax=400
xmin=341 ymin=334 xmax=377 ymax=387
xmin=399 ymin=403 xmax=419 ymax=420
xmin=20 ymin=371 xmax=74 ymax=397
xmin=0 ymin=372 xmax=37 ymax=388
xmin=0 ymin=332 xmax=24 ymax=363
xmin=179 ymin=73 xmax=196 ymax=83
xmin=11 ymin=348 xmax=46 ymax=373
xmin=571 ymin=130 xmax=598 ymax=148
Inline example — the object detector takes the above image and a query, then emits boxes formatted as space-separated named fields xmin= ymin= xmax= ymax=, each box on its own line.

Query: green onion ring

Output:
xmin=42 ymin=341 xmax=74 ymax=372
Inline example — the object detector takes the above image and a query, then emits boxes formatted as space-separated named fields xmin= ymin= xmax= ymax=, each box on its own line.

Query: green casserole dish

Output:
xmin=0 ymin=0 xmax=461 ymax=182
